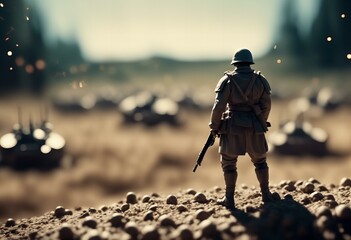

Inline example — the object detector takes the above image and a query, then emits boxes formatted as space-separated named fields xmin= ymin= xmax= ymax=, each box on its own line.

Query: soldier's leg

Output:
xmin=217 ymin=153 xmax=238 ymax=209
xmin=249 ymin=152 xmax=273 ymax=202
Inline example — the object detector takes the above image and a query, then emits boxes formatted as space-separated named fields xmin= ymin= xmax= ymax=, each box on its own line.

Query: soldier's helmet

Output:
xmin=231 ymin=48 xmax=254 ymax=65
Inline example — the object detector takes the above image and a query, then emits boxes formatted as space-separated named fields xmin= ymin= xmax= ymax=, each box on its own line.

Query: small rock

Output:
xmin=199 ymin=219 xmax=220 ymax=239
xmin=149 ymin=204 xmax=158 ymax=211
xmin=186 ymin=189 xmax=197 ymax=195
xmin=316 ymin=215 xmax=335 ymax=230
xmin=159 ymin=215 xmax=176 ymax=228
xmin=308 ymin=178 xmax=320 ymax=184
xmin=54 ymin=206 xmax=66 ymax=218
xmin=166 ymin=195 xmax=178 ymax=205
xmin=100 ymin=205 xmax=108 ymax=212
xmin=125 ymin=221 xmax=139 ymax=240
xmin=194 ymin=192 xmax=207 ymax=203
xmin=317 ymin=185 xmax=329 ymax=192
xmin=88 ymin=208 xmax=97 ymax=214
xmin=28 ymin=231 xmax=38 ymax=240
xmin=195 ymin=209 xmax=211 ymax=221
xmin=302 ymin=183 xmax=315 ymax=194
xmin=335 ymin=205 xmax=351 ymax=221
xmin=301 ymin=197 xmax=311 ymax=205
xmin=283 ymin=184 xmax=296 ymax=192
xmin=143 ymin=211 xmax=154 ymax=221
xmin=283 ymin=194 xmax=294 ymax=200
xmin=177 ymin=204 xmax=188 ymax=213
xmin=121 ymin=203 xmax=130 ymax=212
xmin=310 ymin=192 xmax=324 ymax=202
xmin=324 ymin=200 xmax=338 ymax=209
xmin=80 ymin=211 xmax=90 ymax=219
xmin=126 ymin=192 xmax=138 ymax=204
xmin=5 ymin=218 xmax=16 ymax=227
xmin=213 ymin=186 xmax=222 ymax=192
xmin=151 ymin=192 xmax=160 ymax=197
xmin=340 ymin=178 xmax=351 ymax=187
xmin=316 ymin=206 xmax=332 ymax=218
xmin=59 ymin=223 xmax=74 ymax=240
xmin=82 ymin=216 xmax=98 ymax=229
xmin=175 ymin=225 xmax=194 ymax=240
xmin=109 ymin=213 xmax=126 ymax=228
xmin=324 ymin=194 xmax=335 ymax=201
xmin=84 ymin=230 xmax=101 ymax=240
xmin=142 ymin=195 xmax=151 ymax=203
xmin=65 ymin=209 xmax=73 ymax=216
xmin=141 ymin=225 xmax=160 ymax=240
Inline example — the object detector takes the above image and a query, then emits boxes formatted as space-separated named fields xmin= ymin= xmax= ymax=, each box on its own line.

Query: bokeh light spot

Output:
xmin=7 ymin=51 xmax=13 ymax=56
xmin=341 ymin=13 xmax=346 ymax=19
xmin=26 ymin=16 xmax=29 ymax=21
xmin=276 ymin=59 xmax=282 ymax=64
xmin=0 ymin=3 xmax=4 ymax=8
xmin=9 ymin=67 xmax=13 ymax=71
xmin=25 ymin=64 xmax=34 ymax=74
xmin=347 ymin=54 xmax=351 ymax=60
xmin=273 ymin=45 xmax=277 ymax=50
xmin=35 ymin=59 xmax=46 ymax=70
xmin=326 ymin=36 xmax=332 ymax=42
xmin=15 ymin=57 xmax=25 ymax=66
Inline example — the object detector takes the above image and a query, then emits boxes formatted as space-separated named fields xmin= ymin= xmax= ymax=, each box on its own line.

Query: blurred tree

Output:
xmin=308 ymin=0 xmax=351 ymax=68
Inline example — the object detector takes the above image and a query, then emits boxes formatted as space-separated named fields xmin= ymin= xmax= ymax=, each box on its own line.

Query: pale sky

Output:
xmin=32 ymin=0 xmax=319 ymax=61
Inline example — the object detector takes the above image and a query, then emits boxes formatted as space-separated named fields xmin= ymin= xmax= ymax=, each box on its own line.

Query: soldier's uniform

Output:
xmin=209 ymin=49 xmax=273 ymax=209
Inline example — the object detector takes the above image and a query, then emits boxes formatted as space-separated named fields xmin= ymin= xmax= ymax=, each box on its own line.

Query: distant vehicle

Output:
xmin=118 ymin=91 xmax=180 ymax=126
xmin=0 ymin=109 xmax=65 ymax=170
xmin=268 ymin=114 xmax=328 ymax=156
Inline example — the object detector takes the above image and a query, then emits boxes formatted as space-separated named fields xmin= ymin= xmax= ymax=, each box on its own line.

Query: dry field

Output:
xmin=0 ymin=93 xmax=351 ymax=224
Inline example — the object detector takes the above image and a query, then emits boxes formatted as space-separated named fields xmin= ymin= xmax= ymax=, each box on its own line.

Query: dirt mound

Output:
xmin=1 ymin=178 xmax=350 ymax=240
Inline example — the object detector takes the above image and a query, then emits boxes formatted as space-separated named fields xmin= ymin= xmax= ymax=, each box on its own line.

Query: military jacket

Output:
xmin=209 ymin=65 xmax=271 ymax=155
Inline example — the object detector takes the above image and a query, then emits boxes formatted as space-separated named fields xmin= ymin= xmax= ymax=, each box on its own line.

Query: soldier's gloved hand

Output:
xmin=210 ymin=129 xmax=219 ymax=138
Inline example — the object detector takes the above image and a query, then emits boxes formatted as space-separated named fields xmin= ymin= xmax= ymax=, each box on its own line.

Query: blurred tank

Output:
xmin=303 ymin=85 xmax=343 ymax=112
xmin=268 ymin=114 xmax=328 ymax=156
xmin=0 ymin=109 xmax=65 ymax=170
xmin=52 ymin=90 xmax=97 ymax=112
xmin=118 ymin=91 xmax=180 ymax=126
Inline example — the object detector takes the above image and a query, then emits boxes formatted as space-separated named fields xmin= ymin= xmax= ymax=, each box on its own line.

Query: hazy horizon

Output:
xmin=32 ymin=0 xmax=319 ymax=62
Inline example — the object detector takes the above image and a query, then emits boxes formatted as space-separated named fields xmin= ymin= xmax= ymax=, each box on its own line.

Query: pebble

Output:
xmin=177 ymin=204 xmax=188 ymax=213
xmin=141 ymin=225 xmax=160 ymax=240
xmin=194 ymin=192 xmax=207 ymax=203
xmin=302 ymin=183 xmax=315 ymax=194
xmin=317 ymin=185 xmax=328 ymax=192
xmin=213 ymin=186 xmax=222 ymax=192
xmin=121 ymin=203 xmax=130 ymax=212
xmin=100 ymin=205 xmax=108 ymax=212
xmin=335 ymin=204 xmax=351 ymax=221
xmin=186 ymin=189 xmax=197 ymax=195
xmin=54 ymin=206 xmax=66 ymax=218
xmin=166 ymin=195 xmax=178 ymax=205
xmin=283 ymin=184 xmax=296 ymax=192
xmin=126 ymin=192 xmax=138 ymax=204
xmin=59 ymin=223 xmax=74 ymax=240
xmin=315 ymin=206 xmax=332 ymax=218
xmin=143 ymin=211 xmax=154 ymax=221
xmin=195 ymin=209 xmax=211 ymax=221
xmin=125 ymin=221 xmax=139 ymax=239
xmin=159 ymin=215 xmax=176 ymax=228
xmin=82 ymin=216 xmax=98 ymax=229
xmin=199 ymin=219 xmax=220 ymax=239
xmin=324 ymin=194 xmax=335 ymax=201
xmin=65 ymin=209 xmax=73 ymax=215
xmin=83 ymin=230 xmax=101 ymax=240
xmin=340 ymin=178 xmax=351 ymax=187
xmin=310 ymin=192 xmax=324 ymax=202
xmin=5 ymin=218 xmax=16 ymax=227
xmin=316 ymin=215 xmax=335 ymax=230
xmin=324 ymin=200 xmax=338 ymax=209
xmin=175 ymin=225 xmax=194 ymax=240
xmin=142 ymin=195 xmax=151 ymax=203
xmin=88 ymin=208 xmax=97 ymax=214
xmin=308 ymin=178 xmax=320 ymax=184
xmin=151 ymin=192 xmax=160 ymax=197
xmin=149 ymin=204 xmax=158 ymax=211
xmin=109 ymin=213 xmax=126 ymax=228
xmin=80 ymin=211 xmax=90 ymax=219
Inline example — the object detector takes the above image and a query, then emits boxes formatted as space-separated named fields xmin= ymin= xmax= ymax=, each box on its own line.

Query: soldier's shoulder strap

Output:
xmin=255 ymin=71 xmax=271 ymax=94
xmin=214 ymin=72 xmax=231 ymax=93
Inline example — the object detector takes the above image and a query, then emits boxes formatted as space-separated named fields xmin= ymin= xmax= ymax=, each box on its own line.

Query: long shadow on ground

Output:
xmin=231 ymin=198 xmax=327 ymax=240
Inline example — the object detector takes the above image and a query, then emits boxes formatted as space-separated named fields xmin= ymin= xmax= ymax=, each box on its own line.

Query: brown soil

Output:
xmin=1 ymin=178 xmax=350 ymax=240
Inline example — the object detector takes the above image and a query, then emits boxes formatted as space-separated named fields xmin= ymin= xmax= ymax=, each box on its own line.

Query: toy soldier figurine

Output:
xmin=209 ymin=48 xmax=273 ymax=210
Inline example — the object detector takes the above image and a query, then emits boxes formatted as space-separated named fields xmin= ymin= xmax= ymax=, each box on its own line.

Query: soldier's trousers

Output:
xmin=220 ymin=152 xmax=268 ymax=173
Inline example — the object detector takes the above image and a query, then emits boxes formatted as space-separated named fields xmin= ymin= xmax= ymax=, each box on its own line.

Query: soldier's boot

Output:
xmin=255 ymin=167 xmax=274 ymax=203
xmin=217 ymin=170 xmax=237 ymax=210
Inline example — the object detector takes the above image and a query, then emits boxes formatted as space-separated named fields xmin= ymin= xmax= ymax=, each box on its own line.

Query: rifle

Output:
xmin=193 ymin=133 xmax=215 ymax=172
